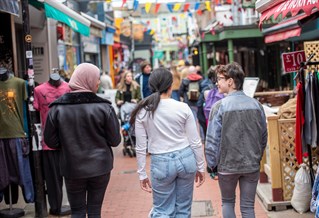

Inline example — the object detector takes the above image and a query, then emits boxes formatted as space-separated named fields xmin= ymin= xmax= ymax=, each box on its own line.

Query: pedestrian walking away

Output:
xmin=130 ymin=67 xmax=205 ymax=218
xmin=44 ymin=63 xmax=121 ymax=218
xmin=205 ymin=62 xmax=268 ymax=218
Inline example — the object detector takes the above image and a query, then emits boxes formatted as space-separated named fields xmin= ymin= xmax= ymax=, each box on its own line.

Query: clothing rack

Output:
xmin=0 ymin=185 xmax=25 ymax=218
xmin=296 ymin=53 xmax=318 ymax=186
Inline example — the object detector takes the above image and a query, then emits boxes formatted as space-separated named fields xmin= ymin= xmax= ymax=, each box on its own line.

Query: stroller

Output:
xmin=119 ymin=102 xmax=136 ymax=157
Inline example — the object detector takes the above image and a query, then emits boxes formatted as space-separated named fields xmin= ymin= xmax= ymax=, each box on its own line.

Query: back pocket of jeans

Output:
xmin=180 ymin=154 xmax=197 ymax=174
xmin=151 ymin=160 xmax=169 ymax=181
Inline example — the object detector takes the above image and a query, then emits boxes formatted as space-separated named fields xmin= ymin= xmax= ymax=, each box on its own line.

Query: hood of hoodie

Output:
xmin=187 ymin=73 xmax=202 ymax=81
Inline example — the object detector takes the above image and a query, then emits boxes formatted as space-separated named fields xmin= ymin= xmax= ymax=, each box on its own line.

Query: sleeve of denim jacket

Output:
xmin=185 ymin=106 xmax=205 ymax=172
xmin=205 ymin=101 xmax=222 ymax=169
xmin=135 ymin=112 xmax=148 ymax=180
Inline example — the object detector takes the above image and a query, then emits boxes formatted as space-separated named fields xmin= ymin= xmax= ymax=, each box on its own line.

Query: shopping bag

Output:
xmin=291 ymin=163 xmax=312 ymax=213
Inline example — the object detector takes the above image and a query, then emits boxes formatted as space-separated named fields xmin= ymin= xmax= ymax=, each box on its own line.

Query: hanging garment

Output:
xmin=0 ymin=77 xmax=27 ymax=138
xmin=295 ymin=81 xmax=305 ymax=164
xmin=313 ymin=71 xmax=319 ymax=145
xmin=311 ymin=167 xmax=319 ymax=216
xmin=33 ymin=81 xmax=70 ymax=150
xmin=0 ymin=138 xmax=34 ymax=203
xmin=303 ymin=72 xmax=318 ymax=148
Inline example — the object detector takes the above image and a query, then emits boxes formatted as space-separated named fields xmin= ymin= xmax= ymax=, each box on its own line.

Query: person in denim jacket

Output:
xmin=205 ymin=62 xmax=267 ymax=218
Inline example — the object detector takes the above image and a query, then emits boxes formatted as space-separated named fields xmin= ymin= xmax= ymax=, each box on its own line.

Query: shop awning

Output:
xmin=44 ymin=0 xmax=90 ymax=36
xmin=31 ymin=0 xmax=91 ymax=36
xmin=265 ymin=27 xmax=301 ymax=44
xmin=262 ymin=12 xmax=319 ymax=43
xmin=0 ymin=0 xmax=19 ymax=16
xmin=80 ymin=12 xmax=105 ymax=37
xmin=259 ymin=0 xmax=319 ymax=27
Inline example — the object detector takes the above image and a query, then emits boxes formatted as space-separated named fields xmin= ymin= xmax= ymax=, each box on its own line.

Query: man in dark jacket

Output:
xmin=135 ymin=61 xmax=152 ymax=99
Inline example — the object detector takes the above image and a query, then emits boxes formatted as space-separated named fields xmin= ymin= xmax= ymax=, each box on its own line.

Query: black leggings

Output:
xmin=65 ymin=173 xmax=110 ymax=218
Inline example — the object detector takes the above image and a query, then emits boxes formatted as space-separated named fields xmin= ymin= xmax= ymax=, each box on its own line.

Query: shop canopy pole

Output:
xmin=21 ymin=0 xmax=48 ymax=217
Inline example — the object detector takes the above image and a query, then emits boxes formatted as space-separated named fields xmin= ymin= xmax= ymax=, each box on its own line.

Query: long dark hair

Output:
xmin=130 ymin=67 xmax=173 ymax=125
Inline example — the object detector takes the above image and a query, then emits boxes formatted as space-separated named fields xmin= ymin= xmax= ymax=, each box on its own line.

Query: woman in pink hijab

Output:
xmin=44 ymin=63 xmax=121 ymax=218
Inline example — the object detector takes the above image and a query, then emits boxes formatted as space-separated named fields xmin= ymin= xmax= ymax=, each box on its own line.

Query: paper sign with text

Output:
xmin=281 ymin=51 xmax=306 ymax=73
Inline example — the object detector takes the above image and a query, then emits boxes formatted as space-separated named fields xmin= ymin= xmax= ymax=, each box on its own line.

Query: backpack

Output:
xmin=187 ymin=81 xmax=200 ymax=101
xmin=204 ymin=88 xmax=224 ymax=119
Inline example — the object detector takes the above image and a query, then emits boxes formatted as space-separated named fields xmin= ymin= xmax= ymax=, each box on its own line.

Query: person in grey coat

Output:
xmin=205 ymin=62 xmax=267 ymax=218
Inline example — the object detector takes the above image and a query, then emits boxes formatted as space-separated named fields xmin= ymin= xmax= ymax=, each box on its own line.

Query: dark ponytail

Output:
xmin=130 ymin=67 xmax=173 ymax=125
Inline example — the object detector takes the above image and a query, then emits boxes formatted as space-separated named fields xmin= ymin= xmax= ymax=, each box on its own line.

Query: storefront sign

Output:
xmin=281 ymin=50 xmax=306 ymax=73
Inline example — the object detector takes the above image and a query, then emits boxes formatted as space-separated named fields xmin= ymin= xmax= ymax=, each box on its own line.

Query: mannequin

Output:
xmin=0 ymin=67 xmax=34 ymax=217
xmin=33 ymin=72 xmax=71 ymax=216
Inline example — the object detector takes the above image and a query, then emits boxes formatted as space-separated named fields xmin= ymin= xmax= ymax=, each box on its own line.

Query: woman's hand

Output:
xmin=140 ymin=178 xmax=152 ymax=193
xmin=131 ymin=99 xmax=137 ymax=104
xmin=195 ymin=171 xmax=205 ymax=187
xmin=117 ymin=100 xmax=124 ymax=106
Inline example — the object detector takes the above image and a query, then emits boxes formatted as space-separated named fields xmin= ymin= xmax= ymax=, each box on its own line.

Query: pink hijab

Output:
xmin=69 ymin=63 xmax=100 ymax=93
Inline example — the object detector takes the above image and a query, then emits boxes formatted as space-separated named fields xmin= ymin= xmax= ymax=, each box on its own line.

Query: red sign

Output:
xmin=281 ymin=51 xmax=306 ymax=73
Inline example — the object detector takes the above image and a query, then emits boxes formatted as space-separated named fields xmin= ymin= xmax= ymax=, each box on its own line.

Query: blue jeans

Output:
xmin=218 ymin=171 xmax=260 ymax=218
xmin=65 ymin=173 xmax=110 ymax=218
xmin=150 ymin=146 xmax=197 ymax=218
xmin=171 ymin=90 xmax=180 ymax=101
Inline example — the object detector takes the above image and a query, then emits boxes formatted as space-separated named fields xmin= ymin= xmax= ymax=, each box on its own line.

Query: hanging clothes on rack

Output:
xmin=0 ymin=68 xmax=34 ymax=204
xmin=295 ymin=56 xmax=319 ymax=185
xmin=295 ymin=70 xmax=305 ymax=164
xmin=303 ymin=72 xmax=317 ymax=148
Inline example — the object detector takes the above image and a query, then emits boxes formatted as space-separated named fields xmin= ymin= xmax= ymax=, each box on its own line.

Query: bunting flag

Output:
xmin=150 ymin=29 xmax=155 ymax=35
xmin=201 ymin=32 xmax=205 ymax=39
xmin=183 ymin=3 xmax=190 ymax=12
xmin=194 ymin=2 xmax=200 ymax=11
xmin=121 ymin=0 xmax=127 ymax=7
xmin=155 ymin=3 xmax=161 ymax=14
xmin=167 ymin=4 xmax=173 ymax=13
xmin=173 ymin=3 xmax=182 ymax=11
xmin=179 ymin=13 xmax=185 ymax=18
xmin=205 ymin=1 xmax=211 ymax=11
xmin=145 ymin=2 xmax=152 ymax=13
xmin=188 ymin=12 xmax=192 ymax=17
xmin=197 ymin=9 xmax=202 ymax=15
xmin=133 ymin=0 xmax=139 ymax=11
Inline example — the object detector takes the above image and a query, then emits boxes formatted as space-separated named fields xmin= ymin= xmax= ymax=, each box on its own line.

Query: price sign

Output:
xmin=281 ymin=51 xmax=306 ymax=73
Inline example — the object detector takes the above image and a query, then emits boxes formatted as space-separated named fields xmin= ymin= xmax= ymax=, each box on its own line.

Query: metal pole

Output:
xmin=21 ymin=0 xmax=48 ymax=217
xmin=131 ymin=19 xmax=135 ymax=72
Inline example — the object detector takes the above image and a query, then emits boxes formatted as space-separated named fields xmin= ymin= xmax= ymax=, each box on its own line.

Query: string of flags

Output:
xmin=121 ymin=0 xmax=233 ymax=14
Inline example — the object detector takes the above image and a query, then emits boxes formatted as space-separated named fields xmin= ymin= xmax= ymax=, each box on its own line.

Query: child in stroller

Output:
xmin=119 ymin=102 xmax=136 ymax=157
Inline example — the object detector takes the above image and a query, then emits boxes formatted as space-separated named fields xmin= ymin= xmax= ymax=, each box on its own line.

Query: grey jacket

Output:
xmin=205 ymin=91 xmax=267 ymax=174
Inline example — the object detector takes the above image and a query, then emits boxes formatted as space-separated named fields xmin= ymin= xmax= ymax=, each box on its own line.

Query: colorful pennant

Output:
xmin=173 ymin=3 xmax=182 ymax=11
xmin=145 ymin=2 xmax=152 ymax=13
xmin=133 ymin=0 xmax=139 ymax=11
xmin=205 ymin=1 xmax=211 ymax=11
xmin=183 ymin=3 xmax=190 ymax=12
xmin=155 ymin=3 xmax=161 ymax=14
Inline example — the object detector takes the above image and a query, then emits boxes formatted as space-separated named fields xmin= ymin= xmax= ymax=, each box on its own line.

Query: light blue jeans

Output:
xmin=150 ymin=146 xmax=197 ymax=218
xmin=218 ymin=171 xmax=260 ymax=218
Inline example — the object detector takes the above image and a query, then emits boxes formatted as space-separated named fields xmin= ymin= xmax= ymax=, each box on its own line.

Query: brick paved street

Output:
xmin=101 ymin=145 xmax=268 ymax=218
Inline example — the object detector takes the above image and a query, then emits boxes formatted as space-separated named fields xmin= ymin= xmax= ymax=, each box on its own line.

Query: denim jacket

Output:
xmin=205 ymin=91 xmax=268 ymax=173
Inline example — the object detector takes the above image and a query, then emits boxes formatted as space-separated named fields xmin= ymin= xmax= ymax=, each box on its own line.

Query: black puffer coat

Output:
xmin=44 ymin=92 xmax=121 ymax=179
